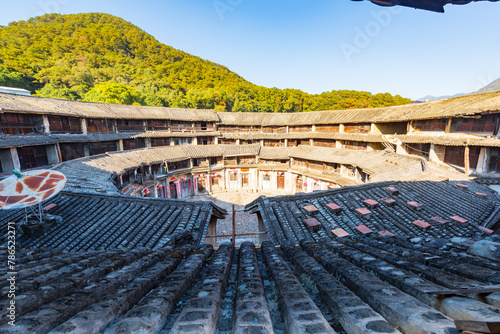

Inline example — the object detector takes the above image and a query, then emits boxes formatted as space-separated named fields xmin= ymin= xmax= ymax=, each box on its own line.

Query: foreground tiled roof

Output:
xmin=0 ymin=192 xmax=223 ymax=251
xmin=2 ymin=237 xmax=500 ymax=334
xmin=247 ymin=180 xmax=500 ymax=244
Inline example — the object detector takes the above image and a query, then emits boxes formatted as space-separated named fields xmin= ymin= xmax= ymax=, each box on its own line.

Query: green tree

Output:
xmin=35 ymin=84 xmax=81 ymax=100
xmin=83 ymin=82 xmax=144 ymax=105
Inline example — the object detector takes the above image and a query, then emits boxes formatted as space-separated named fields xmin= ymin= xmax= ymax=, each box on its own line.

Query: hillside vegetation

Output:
xmin=0 ymin=13 xmax=412 ymax=112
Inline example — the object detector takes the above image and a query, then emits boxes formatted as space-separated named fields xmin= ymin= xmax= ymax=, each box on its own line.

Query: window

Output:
xmin=344 ymin=124 xmax=371 ymax=133
xmin=413 ymin=119 xmax=447 ymax=132
xmin=453 ymin=115 xmax=497 ymax=133
xmin=91 ymin=141 xmax=117 ymax=155
xmin=210 ymin=157 xmax=222 ymax=165
xmin=342 ymin=141 xmax=367 ymax=150
xmin=87 ymin=119 xmax=115 ymax=133
xmin=48 ymin=116 xmax=82 ymax=134
xmin=316 ymin=125 xmax=339 ymax=132
xmin=60 ymin=143 xmax=85 ymax=161
xmin=238 ymin=156 xmax=255 ymax=164
xmin=123 ymin=139 xmax=145 ymax=150
xmin=0 ymin=113 xmax=44 ymax=135
xmin=167 ymin=160 xmax=189 ymax=170
xmin=289 ymin=125 xmax=312 ymax=132
xmin=314 ymin=139 xmax=336 ymax=148
xmin=19 ymin=146 xmax=48 ymax=169
xmin=173 ymin=138 xmax=192 ymax=145
xmin=148 ymin=120 xmax=169 ymax=131
xmin=219 ymin=139 xmax=236 ymax=145
xmin=116 ymin=120 xmax=144 ymax=131
xmin=151 ymin=138 xmax=170 ymax=147
xmin=198 ymin=137 xmax=214 ymax=145
xmin=171 ymin=121 xmax=192 ymax=131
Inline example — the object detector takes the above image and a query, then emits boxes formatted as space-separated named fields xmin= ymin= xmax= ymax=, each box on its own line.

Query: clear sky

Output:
xmin=0 ymin=0 xmax=499 ymax=100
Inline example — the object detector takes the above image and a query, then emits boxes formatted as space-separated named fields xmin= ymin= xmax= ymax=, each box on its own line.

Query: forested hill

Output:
xmin=0 ymin=13 xmax=412 ymax=112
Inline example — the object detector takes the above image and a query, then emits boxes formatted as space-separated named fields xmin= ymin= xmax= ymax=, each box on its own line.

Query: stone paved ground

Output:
xmin=192 ymin=189 xmax=291 ymax=246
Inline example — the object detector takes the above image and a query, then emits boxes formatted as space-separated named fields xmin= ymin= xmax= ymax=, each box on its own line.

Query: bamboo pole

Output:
xmin=232 ymin=204 xmax=236 ymax=247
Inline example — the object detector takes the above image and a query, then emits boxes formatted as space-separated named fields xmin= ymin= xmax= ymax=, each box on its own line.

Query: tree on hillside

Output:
xmin=0 ymin=65 xmax=34 ymax=91
xmin=83 ymin=82 xmax=144 ymax=105
xmin=0 ymin=13 xmax=414 ymax=111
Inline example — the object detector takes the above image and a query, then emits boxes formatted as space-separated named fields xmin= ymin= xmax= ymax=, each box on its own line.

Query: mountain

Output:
xmin=417 ymin=78 xmax=500 ymax=102
xmin=475 ymin=78 xmax=500 ymax=94
xmin=416 ymin=93 xmax=465 ymax=102
xmin=0 ymin=13 xmax=412 ymax=112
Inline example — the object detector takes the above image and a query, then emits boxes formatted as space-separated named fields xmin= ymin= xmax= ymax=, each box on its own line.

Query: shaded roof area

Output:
xmin=288 ymin=146 xmax=428 ymax=182
xmin=247 ymin=180 xmax=500 ymax=245
xmin=221 ymin=131 xmax=500 ymax=147
xmin=0 ymin=93 xmax=218 ymax=121
xmin=217 ymin=91 xmax=500 ymax=125
xmin=399 ymin=132 xmax=500 ymax=147
xmin=0 ymin=132 xmax=140 ymax=149
xmin=2 ymin=90 xmax=500 ymax=124
xmin=2 ymin=237 xmax=500 ymax=333
xmin=0 ymin=192 xmax=225 ymax=252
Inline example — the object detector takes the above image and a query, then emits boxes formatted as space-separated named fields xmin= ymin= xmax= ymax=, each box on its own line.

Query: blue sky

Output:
xmin=0 ymin=0 xmax=499 ymax=100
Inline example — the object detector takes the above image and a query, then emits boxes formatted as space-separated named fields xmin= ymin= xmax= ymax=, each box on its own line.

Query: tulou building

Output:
xmin=2 ymin=90 xmax=500 ymax=334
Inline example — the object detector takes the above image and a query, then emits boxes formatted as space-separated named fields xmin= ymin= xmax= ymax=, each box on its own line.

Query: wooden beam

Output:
xmin=206 ymin=232 xmax=268 ymax=238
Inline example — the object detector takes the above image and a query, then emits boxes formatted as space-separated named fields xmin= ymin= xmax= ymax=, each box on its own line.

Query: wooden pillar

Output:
xmin=465 ymin=140 xmax=470 ymax=174
xmin=445 ymin=118 xmax=452 ymax=133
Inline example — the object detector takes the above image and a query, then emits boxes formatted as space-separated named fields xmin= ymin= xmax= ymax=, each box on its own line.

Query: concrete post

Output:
xmin=429 ymin=144 xmax=445 ymax=163
xmin=42 ymin=115 xmax=50 ymax=134
xmin=476 ymin=147 xmax=487 ymax=173
xmin=81 ymin=119 xmax=88 ymax=135
xmin=10 ymin=148 xmax=21 ymax=170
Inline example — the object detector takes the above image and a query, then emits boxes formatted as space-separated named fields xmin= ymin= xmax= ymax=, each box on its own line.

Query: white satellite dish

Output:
xmin=0 ymin=169 xmax=66 ymax=224
xmin=382 ymin=135 xmax=402 ymax=146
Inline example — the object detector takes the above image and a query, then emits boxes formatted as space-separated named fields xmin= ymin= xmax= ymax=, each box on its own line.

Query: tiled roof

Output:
xmin=219 ymin=143 xmax=261 ymax=156
xmin=247 ymin=180 xmax=500 ymax=244
xmin=0 ymin=192 xmax=220 ymax=251
xmin=398 ymin=133 xmax=500 ymax=147
xmin=1 ymin=235 xmax=499 ymax=333
xmin=0 ymin=93 xmax=218 ymax=121
xmin=218 ymin=91 xmax=500 ymax=125
xmin=0 ymin=133 xmax=140 ymax=148
xmin=289 ymin=146 xmax=427 ymax=181
xmin=51 ymin=145 xmax=447 ymax=193
xmin=258 ymin=147 xmax=298 ymax=160
xmin=2 ymin=90 xmax=500 ymax=124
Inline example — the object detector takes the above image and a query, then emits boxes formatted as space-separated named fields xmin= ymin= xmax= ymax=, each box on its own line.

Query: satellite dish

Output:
xmin=0 ymin=169 xmax=66 ymax=210
xmin=0 ymin=169 xmax=66 ymax=225
xmin=382 ymin=135 xmax=402 ymax=146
